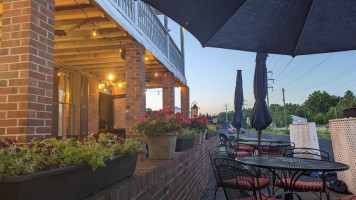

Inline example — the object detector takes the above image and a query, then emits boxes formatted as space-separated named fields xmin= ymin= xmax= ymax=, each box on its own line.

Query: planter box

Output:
xmin=343 ymin=107 xmax=356 ymax=118
xmin=175 ymin=137 xmax=194 ymax=152
xmin=194 ymin=131 xmax=202 ymax=145
xmin=206 ymin=132 xmax=215 ymax=140
xmin=147 ymin=132 xmax=177 ymax=160
xmin=0 ymin=154 xmax=138 ymax=200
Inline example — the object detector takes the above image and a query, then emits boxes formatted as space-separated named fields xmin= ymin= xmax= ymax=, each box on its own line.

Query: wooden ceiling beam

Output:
xmin=63 ymin=57 xmax=123 ymax=66
xmin=55 ymin=51 xmax=122 ymax=61
xmin=54 ymin=45 xmax=122 ymax=56
xmin=55 ymin=18 xmax=116 ymax=31
xmin=55 ymin=28 xmax=126 ymax=42
xmin=74 ymin=62 xmax=126 ymax=69
xmin=55 ymin=0 xmax=90 ymax=7
xmin=54 ymin=36 xmax=132 ymax=49
xmin=55 ymin=7 xmax=104 ymax=21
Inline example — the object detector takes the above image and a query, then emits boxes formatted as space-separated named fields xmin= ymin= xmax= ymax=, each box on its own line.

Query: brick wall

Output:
xmin=85 ymin=136 xmax=219 ymax=200
xmin=0 ymin=0 xmax=55 ymax=142
xmin=181 ymin=86 xmax=190 ymax=119
xmin=162 ymin=72 xmax=175 ymax=111
xmin=88 ymin=77 xmax=99 ymax=134
xmin=124 ymin=42 xmax=146 ymax=137
xmin=112 ymin=87 xmax=125 ymax=129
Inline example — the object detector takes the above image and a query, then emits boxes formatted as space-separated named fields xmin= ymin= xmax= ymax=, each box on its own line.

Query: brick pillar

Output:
xmin=162 ymin=72 xmax=175 ymax=111
xmin=181 ymin=86 xmax=190 ymax=119
xmin=125 ymin=42 xmax=146 ymax=137
xmin=0 ymin=0 xmax=55 ymax=142
xmin=88 ymin=77 xmax=99 ymax=134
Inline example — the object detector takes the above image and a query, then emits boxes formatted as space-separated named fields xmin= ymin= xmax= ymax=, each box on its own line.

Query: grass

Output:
xmin=244 ymin=126 xmax=331 ymax=140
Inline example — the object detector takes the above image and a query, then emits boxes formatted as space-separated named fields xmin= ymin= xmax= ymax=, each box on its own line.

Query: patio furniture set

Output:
xmin=209 ymin=138 xmax=350 ymax=200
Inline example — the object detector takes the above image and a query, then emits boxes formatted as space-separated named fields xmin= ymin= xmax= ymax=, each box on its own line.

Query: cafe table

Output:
xmin=236 ymin=156 xmax=349 ymax=200
xmin=239 ymin=137 xmax=282 ymax=143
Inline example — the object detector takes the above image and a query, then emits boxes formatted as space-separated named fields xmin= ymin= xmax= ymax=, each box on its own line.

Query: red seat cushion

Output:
xmin=220 ymin=176 xmax=270 ymax=189
xmin=339 ymin=195 xmax=356 ymax=200
xmin=234 ymin=151 xmax=251 ymax=157
xmin=239 ymin=144 xmax=255 ymax=152
xmin=276 ymin=178 xmax=324 ymax=191
xmin=238 ymin=194 xmax=277 ymax=200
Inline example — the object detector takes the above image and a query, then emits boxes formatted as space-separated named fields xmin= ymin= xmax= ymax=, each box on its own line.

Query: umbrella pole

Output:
xmin=257 ymin=129 xmax=261 ymax=155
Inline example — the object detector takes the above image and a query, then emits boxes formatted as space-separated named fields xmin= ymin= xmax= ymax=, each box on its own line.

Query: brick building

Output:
xmin=0 ymin=0 xmax=190 ymax=142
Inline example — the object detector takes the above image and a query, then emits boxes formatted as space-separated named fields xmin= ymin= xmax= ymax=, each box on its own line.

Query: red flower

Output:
xmin=156 ymin=119 xmax=161 ymax=122
xmin=138 ymin=120 xmax=144 ymax=123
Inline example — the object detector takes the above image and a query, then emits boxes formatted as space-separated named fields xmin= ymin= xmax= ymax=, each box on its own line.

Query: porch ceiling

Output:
xmin=53 ymin=0 xmax=174 ymax=89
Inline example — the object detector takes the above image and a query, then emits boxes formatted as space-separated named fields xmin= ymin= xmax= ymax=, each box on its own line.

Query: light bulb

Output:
xmin=145 ymin=56 xmax=148 ymax=60
xmin=99 ymin=84 xmax=102 ymax=89
xmin=155 ymin=73 xmax=158 ymax=77
xmin=118 ymin=83 xmax=122 ymax=87
xmin=108 ymin=75 xmax=114 ymax=80
xmin=119 ymin=48 xmax=122 ymax=53
xmin=92 ymin=29 xmax=97 ymax=36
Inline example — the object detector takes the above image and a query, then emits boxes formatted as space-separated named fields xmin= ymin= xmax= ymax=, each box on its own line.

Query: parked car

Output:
xmin=209 ymin=120 xmax=235 ymax=145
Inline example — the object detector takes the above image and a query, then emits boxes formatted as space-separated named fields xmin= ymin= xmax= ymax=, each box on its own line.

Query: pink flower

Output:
xmin=156 ymin=119 xmax=161 ymax=122
xmin=138 ymin=120 xmax=144 ymax=123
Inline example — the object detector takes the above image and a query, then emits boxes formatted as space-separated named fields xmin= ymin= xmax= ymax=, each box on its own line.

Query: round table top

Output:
xmin=237 ymin=156 xmax=349 ymax=172
xmin=238 ymin=141 xmax=290 ymax=147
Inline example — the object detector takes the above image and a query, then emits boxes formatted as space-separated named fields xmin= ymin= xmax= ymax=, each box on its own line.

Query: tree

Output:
xmin=303 ymin=90 xmax=340 ymax=121
xmin=314 ymin=112 xmax=325 ymax=124
xmin=324 ymin=106 xmax=344 ymax=122
xmin=269 ymin=104 xmax=292 ymax=127
xmin=146 ymin=108 xmax=152 ymax=114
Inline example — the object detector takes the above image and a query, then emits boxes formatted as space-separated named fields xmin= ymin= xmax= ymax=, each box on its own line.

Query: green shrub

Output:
xmin=207 ymin=124 xmax=217 ymax=132
xmin=0 ymin=133 xmax=145 ymax=180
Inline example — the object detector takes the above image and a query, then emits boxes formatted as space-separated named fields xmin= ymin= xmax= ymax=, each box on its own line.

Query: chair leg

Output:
xmin=214 ymin=187 xmax=218 ymax=200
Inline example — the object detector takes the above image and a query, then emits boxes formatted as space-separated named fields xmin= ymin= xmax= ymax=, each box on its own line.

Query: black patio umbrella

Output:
xmin=250 ymin=53 xmax=272 ymax=155
xmin=232 ymin=70 xmax=243 ymax=138
xmin=142 ymin=0 xmax=356 ymax=56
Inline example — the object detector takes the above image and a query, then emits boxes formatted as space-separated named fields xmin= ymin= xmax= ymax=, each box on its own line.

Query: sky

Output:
xmin=146 ymin=18 xmax=356 ymax=115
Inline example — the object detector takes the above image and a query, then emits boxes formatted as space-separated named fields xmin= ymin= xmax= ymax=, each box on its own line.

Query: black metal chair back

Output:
xmin=285 ymin=147 xmax=330 ymax=161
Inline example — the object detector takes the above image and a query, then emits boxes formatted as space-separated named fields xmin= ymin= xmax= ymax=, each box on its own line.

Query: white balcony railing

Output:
xmin=104 ymin=0 xmax=185 ymax=78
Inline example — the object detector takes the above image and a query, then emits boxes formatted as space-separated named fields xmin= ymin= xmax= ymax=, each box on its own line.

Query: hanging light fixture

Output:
xmin=92 ymin=28 xmax=97 ymax=36
xmin=155 ymin=73 xmax=158 ymax=77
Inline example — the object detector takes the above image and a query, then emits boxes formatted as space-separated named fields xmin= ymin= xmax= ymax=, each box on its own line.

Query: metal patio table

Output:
xmin=238 ymin=141 xmax=290 ymax=147
xmin=236 ymin=156 xmax=349 ymax=199
xmin=239 ymin=138 xmax=284 ymax=143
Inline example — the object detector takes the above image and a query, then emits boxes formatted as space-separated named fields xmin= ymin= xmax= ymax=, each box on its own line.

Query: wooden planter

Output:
xmin=175 ymin=137 xmax=194 ymax=152
xmin=194 ymin=131 xmax=202 ymax=145
xmin=343 ymin=107 xmax=356 ymax=118
xmin=147 ymin=132 xmax=177 ymax=160
xmin=0 ymin=154 xmax=138 ymax=200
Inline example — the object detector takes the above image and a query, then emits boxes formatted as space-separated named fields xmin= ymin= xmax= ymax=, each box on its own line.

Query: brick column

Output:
xmin=125 ymin=42 xmax=146 ymax=137
xmin=181 ymin=86 xmax=190 ymax=119
xmin=88 ymin=77 xmax=99 ymax=134
xmin=162 ymin=72 xmax=175 ymax=111
xmin=0 ymin=0 xmax=55 ymax=142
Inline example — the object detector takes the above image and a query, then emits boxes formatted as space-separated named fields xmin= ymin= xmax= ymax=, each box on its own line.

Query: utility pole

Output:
xmin=225 ymin=104 xmax=228 ymax=122
xmin=334 ymin=106 xmax=338 ymax=119
xmin=267 ymin=70 xmax=274 ymax=107
xmin=282 ymin=88 xmax=287 ymax=131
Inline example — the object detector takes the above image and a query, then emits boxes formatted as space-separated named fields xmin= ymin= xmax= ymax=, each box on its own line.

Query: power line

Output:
xmin=284 ymin=53 xmax=335 ymax=88
xmin=274 ymin=57 xmax=294 ymax=80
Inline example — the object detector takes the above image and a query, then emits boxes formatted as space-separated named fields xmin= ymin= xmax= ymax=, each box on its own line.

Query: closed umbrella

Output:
xmin=232 ymin=70 xmax=243 ymax=138
xmin=250 ymin=53 xmax=272 ymax=155
xmin=142 ymin=0 xmax=356 ymax=56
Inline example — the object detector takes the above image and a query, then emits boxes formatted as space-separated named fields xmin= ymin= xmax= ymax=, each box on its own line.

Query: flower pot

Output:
xmin=0 ymin=154 xmax=137 ymax=200
xmin=343 ymin=107 xmax=356 ymax=118
xmin=200 ymin=131 xmax=205 ymax=142
xmin=194 ymin=132 xmax=202 ymax=145
xmin=147 ymin=132 xmax=177 ymax=160
xmin=175 ymin=137 xmax=194 ymax=152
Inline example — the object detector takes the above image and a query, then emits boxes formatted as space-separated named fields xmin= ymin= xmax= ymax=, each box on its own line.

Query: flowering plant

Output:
xmin=177 ymin=128 xmax=195 ymax=139
xmin=184 ymin=115 xmax=210 ymax=132
xmin=0 ymin=133 xmax=145 ymax=180
xmin=207 ymin=124 xmax=217 ymax=132
xmin=133 ymin=109 xmax=182 ymax=137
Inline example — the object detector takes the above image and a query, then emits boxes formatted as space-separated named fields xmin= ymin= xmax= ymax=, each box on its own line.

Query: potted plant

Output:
xmin=0 ymin=133 xmax=145 ymax=200
xmin=206 ymin=124 xmax=217 ymax=140
xmin=184 ymin=115 xmax=209 ymax=144
xmin=341 ymin=96 xmax=356 ymax=118
xmin=134 ymin=109 xmax=182 ymax=160
xmin=175 ymin=128 xmax=195 ymax=152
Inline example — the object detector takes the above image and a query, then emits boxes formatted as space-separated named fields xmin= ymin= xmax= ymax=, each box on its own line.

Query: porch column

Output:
xmin=181 ymin=86 xmax=190 ymax=119
xmin=162 ymin=72 xmax=175 ymax=111
xmin=125 ymin=42 xmax=146 ymax=137
xmin=88 ymin=77 xmax=99 ymax=134
xmin=0 ymin=0 xmax=55 ymax=142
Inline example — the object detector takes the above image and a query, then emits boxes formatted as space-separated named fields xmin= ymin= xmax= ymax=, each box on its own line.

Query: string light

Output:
xmin=99 ymin=84 xmax=102 ymax=89
xmin=155 ymin=73 xmax=158 ymax=77
xmin=145 ymin=56 xmax=148 ymax=60
xmin=92 ymin=28 xmax=97 ymax=36
xmin=108 ymin=75 xmax=114 ymax=80
xmin=118 ymin=83 xmax=122 ymax=87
